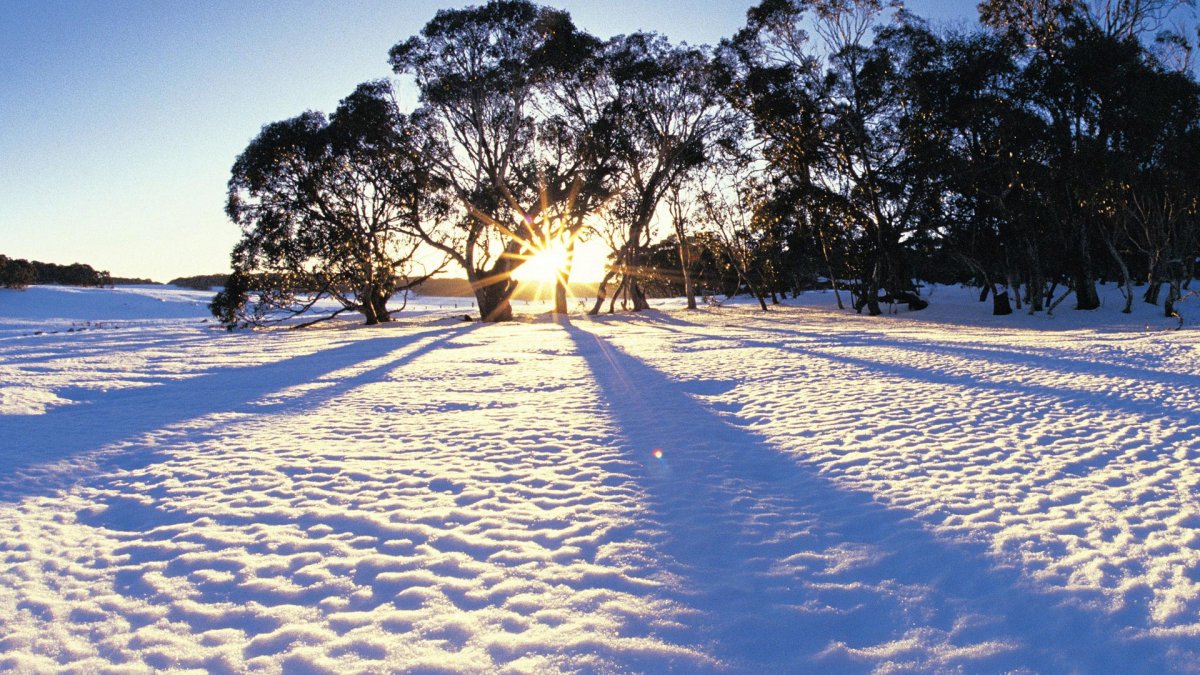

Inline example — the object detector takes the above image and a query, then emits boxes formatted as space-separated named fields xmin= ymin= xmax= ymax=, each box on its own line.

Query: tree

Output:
xmin=0 ymin=256 xmax=36 ymax=289
xmin=667 ymin=183 xmax=701 ymax=309
xmin=728 ymin=0 xmax=941 ymax=315
xmin=390 ymin=0 xmax=616 ymax=321
xmin=586 ymin=32 xmax=734 ymax=314
xmin=216 ymin=81 xmax=447 ymax=328
xmin=979 ymin=0 xmax=1198 ymax=312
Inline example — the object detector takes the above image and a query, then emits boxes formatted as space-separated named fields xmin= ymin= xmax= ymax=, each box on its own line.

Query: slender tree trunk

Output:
xmin=677 ymin=238 xmax=696 ymax=310
xmin=1101 ymin=233 xmax=1134 ymax=313
xmin=754 ymin=289 xmax=769 ymax=311
xmin=589 ymin=270 xmax=616 ymax=316
xmin=609 ymin=275 xmax=626 ymax=313
xmin=553 ymin=240 xmax=576 ymax=315
xmin=866 ymin=262 xmax=882 ymax=316
xmin=623 ymin=204 xmax=655 ymax=312
xmin=816 ymin=225 xmax=844 ymax=310
xmin=631 ymin=278 xmax=650 ymax=311
xmin=669 ymin=189 xmax=698 ymax=310
xmin=1165 ymin=279 xmax=1182 ymax=318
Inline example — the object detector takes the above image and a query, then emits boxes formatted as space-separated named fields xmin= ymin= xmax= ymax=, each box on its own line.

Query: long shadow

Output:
xmin=717 ymin=310 xmax=1197 ymax=393
xmin=0 ymin=323 xmax=479 ymax=502
xmin=732 ymin=337 xmax=1200 ymax=431
xmin=561 ymin=320 xmax=1176 ymax=671
xmin=629 ymin=317 xmax=1199 ymax=427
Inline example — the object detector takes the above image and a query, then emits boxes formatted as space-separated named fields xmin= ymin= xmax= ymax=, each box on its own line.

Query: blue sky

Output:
xmin=0 ymin=1 xmax=977 ymax=282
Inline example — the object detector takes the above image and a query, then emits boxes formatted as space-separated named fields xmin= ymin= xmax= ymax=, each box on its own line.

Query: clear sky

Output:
xmin=0 ymin=1 xmax=977 ymax=283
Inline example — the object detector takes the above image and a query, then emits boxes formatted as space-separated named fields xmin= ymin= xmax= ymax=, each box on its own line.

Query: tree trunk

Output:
xmin=626 ymin=237 xmax=651 ymax=312
xmin=677 ymin=239 xmax=697 ymax=310
xmin=992 ymin=289 xmax=1013 ymax=316
xmin=361 ymin=293 xmax=380 ymax=325
xmin=866 ymin=263 xmax=882 ymax=316
xmin=1073 ymin=222 xmax=1101 ymax=310
xmin=1165 ymin=279 xmax=1181 ymax=318
xmin=1073 ymin=270 xmax=1101 ymax=310
xmin=817 ymin=226 xmax=844 ymax=309
xmin=553 ymin=239 xmax=576 ymax=315
xmin=476 ymin=281 xmax=514 ymax=322
xmin=1024 ymin=241 xmax=1044 ymax=313
xmin=589 ymin=270 xmax=616 ymax=316
xmin=371 ymin=288 xmax=391 ymax=323
xmin=554 ymin=279 xmax=568 ymax=314
xmin=1100 ymin=231 xmax=1134 ymax=313
xmin=1144 ymin=275 xmax=1162 ymax=305
xmin=631 ymin=279 xmax=650 ymax=311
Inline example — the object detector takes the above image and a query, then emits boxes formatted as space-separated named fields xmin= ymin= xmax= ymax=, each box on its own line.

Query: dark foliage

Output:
xmin=0 ymin=255 xmax=110 ymax=288
xmin=221 ymin=0 xmax=1200 ymax=326
xmin=168 ymin=274 xmax=228 ymax=291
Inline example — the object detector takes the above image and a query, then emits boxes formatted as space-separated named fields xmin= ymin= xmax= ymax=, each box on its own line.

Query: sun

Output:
xmin=512 ymin=237 xmax=571 ymax=285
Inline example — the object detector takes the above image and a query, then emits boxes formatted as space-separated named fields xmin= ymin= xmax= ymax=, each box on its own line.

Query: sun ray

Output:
xmin=463 ymin=174 xmax=616 ymax=313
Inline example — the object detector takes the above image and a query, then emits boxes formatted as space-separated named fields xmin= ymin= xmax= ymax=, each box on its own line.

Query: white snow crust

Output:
xmin=1 ymin=283 xmax=1199 ymax=672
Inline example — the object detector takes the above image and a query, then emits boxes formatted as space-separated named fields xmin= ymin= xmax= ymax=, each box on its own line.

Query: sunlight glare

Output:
xmin=513 ymin=237 xmax=571 ymax=284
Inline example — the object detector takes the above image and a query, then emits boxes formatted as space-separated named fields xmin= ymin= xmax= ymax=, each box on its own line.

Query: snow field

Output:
xmin=1 ymin=283 xmax=1199 ymax=671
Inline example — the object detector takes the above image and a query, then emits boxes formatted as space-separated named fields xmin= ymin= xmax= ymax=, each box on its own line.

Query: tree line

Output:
xmin=0 ymin=255 xmax=111 ymax=289
xmin=214 ymin=0 xmax=1200 ymax=327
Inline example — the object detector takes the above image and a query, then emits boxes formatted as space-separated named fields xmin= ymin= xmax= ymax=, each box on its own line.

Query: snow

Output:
xmin=1 ymin=282 xmax=1199 ymax=671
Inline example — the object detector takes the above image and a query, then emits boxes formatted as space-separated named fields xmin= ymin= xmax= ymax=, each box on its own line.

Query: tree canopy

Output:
xmin=215 ymin=81 xmax=448 ymax=327
xmin=218 ymin=0 xmax=1200 ymax=327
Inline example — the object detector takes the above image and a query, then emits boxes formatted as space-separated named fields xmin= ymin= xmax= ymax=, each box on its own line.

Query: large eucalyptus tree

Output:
xmin=389 ymin=0 xmax=618 ymax=320
xmin=215 ymin=81 xmax=447 ymax=328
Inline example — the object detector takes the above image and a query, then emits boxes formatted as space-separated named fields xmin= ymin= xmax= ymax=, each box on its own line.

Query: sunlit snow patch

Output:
xmin=0 ymin=386 xmax=75 ymax=415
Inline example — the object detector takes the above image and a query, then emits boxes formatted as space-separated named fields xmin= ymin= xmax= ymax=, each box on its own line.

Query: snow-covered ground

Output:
xmin=1 ymin=283 xmax=1199 ymax=672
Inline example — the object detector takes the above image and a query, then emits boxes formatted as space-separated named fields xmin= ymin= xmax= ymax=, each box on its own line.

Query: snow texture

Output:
xmin=1 ymin=283 xmax=1199 ymax=672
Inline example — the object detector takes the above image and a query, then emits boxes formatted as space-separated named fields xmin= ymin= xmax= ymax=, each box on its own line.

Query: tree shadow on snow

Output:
xmin=630 ymin=317 xmax=1199 ymax=431
xmin=0 ymin=323 xmax=481 ymax=503
xmin=561 ymin=319 xmax=1176 ymax=672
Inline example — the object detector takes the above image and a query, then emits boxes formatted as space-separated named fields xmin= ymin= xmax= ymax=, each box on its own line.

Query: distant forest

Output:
xmin=167 ymin=274 xmax=231 ymax=291
xmin=0 ymin=255 xmax=239 ymax=291
xmin=204 ymin=0 xmax=1200 ymax=326
xmin=0 ymin=255 xmax=110 ymax=288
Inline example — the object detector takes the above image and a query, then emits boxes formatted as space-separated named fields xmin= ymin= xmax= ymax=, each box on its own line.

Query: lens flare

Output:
xmin=652 ymin=448 xmax=663 ymax=460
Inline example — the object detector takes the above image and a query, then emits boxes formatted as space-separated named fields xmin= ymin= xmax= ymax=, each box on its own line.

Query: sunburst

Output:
xmin=464 ymin=179 xmax=610 ymax=315
xmin=510 ymin=224 xmax=576 ymax=303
